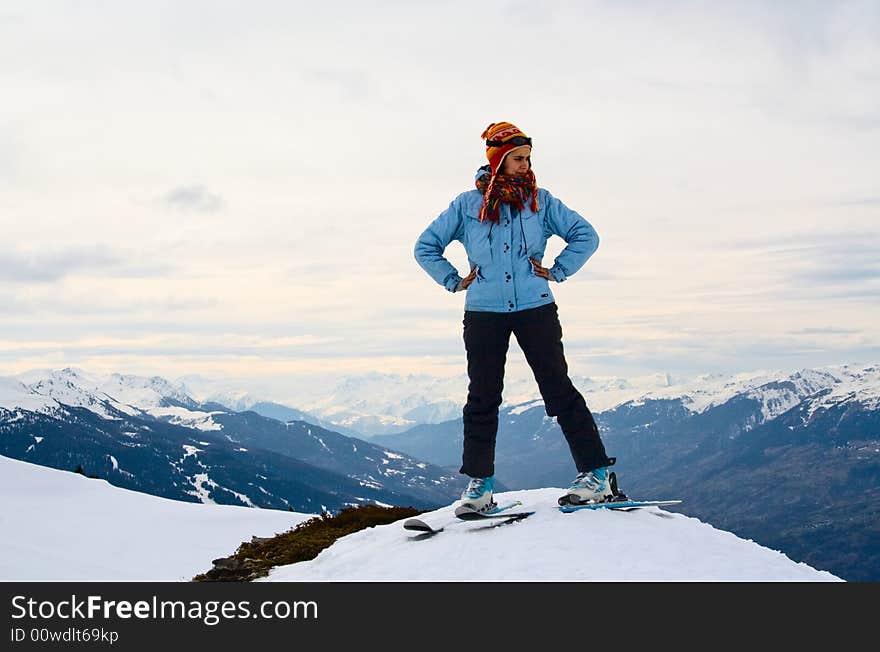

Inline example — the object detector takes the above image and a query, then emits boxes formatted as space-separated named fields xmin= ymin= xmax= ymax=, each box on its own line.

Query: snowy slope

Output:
xmin=261 ymin=488 xmax=841 ymax=582
xmin=0 ymin=455 xmax=314 ymax=581
xmin=0 ymin=454 xmax=841 ymax=582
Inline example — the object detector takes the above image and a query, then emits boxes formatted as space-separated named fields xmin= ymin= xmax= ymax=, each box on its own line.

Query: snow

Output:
xmin=4 ymin=368 xmax=231 ymax=431
xmin=26 ymin=369 xmax=124 ymax=420
xmin=0 ymin=455 xmax=842 ymax=582
xmin=167 ymin=364 xmax=880 ymax=434
xmin=605 ymin=363 xmax=880 ymax=421
xmin=144 ymin=405 xmax=223 ymax=431
xmin=5 ymin=364 xmax=879 ymax=442
xmin=0 ymin=455 xmax=312 ymax=581
xmin=0 ymin=376 xmax=55 ymax=413
xmin=175 ymin=374 xmax=264 ymax=412
xmin=261 ymin=488 xmax=840 ymax=582
xmin=100 ymin=373 xmax=193 ymax=409
xmin=807 ymin=364 xmax=880 ymax=413
xmin=509 ymin=399 xmax=544 ymax=415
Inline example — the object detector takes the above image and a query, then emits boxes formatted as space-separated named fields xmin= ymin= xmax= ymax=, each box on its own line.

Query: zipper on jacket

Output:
xmin=519 ymin=211 xmax=529 ymax=257
xmin=488 ymin=221 xmax=495 ymax=263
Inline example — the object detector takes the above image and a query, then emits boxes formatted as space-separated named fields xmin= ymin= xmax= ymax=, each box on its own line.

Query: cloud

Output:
xmin=794 ymin=266 xmax=880 ymax=285
xmin=0 ymin=125 xmax=23 ymax=182
xmin=790 ymin=327 xmax=861 ymax=335
xmin=565 ymin=329 xmax=880 ymax=379
xmin=0 ymin=2 xmax=877 ymax=386
xmin=160 ymin=185 xmax=224 ymax=214
xmin=0 ymin=333 xmax=328 ymax=358
xmin=774 ymin=237 xmax=879 ymax=289
xmin=302 ymin=67 xmax=371 ymax=102
xmin=0 ymin=246 xmax=175 ymax=284
xmin=827 ymin=197 xmax=880 ymax=207
xmin=0 ymin=11 xmax=23 ymax=25
xmin=724 ymin=230 xmax=879 ymax=298
xmin=0 ymin=246 xmax=123 ymax=282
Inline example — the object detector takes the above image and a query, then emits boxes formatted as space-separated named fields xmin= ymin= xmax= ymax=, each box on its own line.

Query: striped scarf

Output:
xmin=475 ymin=167 xmax=540 ymax=223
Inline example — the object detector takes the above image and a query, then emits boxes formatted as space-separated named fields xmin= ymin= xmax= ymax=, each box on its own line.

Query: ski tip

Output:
xmin=403 ymin=518 xmax=436 ymax=532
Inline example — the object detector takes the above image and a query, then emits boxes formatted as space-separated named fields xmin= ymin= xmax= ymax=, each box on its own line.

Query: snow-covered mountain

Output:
xmin=167 ymin=370 xmax=681 ymax=437
xmin=166 ymin=364 xmax=880 ymax=438
xmin=0 ymin=454 xmax=840 ymax=582
xmin=371 ymin=363 xmax=880 ymax=464
xmin=26 ymin=364 xmax=867 ymax=442
xmin=0 ymin=368 xmax=460 ymax=513
xmin=175 ymin=373 xmax=266 ymax=413
xmin=176 ymin=373 xmax=362 ymax=436
xmin=8 ymin=367 xmax=224 ymax=430
xmin=275 ymin=368 xmax=679 ymax=437
xmin=630 ymin=363 xmax=880 ymax=419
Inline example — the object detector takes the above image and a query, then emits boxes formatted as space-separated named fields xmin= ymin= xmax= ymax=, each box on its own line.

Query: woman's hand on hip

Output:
xmin=529 ymin=257 xmax=550 ymax=280
xmin=460 ymin=264 xmax=478 ymax=290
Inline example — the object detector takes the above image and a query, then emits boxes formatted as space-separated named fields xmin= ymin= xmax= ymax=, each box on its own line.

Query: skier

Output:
xmin=414 ymin=121 xmax=619 ymax=512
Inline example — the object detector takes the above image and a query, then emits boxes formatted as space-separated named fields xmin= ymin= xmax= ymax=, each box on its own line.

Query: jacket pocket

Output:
xmin=518 ymin=268 xmax=552 ymax=304
xmin=465 ymin=269 xmax=492 ymax=304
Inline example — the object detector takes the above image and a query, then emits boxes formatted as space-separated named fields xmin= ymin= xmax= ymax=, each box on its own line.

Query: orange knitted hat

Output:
xmin=477 ymin=121 xmax=538 ymax=222
xmin=481 ymin=121 xmax=532 ymax=175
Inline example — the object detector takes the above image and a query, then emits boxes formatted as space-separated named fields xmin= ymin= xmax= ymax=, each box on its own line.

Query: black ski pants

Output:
xmin=460 ymin=302 xmax=612 ymax=479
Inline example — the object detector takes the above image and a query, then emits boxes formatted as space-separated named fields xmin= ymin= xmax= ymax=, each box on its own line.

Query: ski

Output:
xmin=454 ymin=500 xmax=535 ymax=521
xmin=403 ymin=518 xmax=444 ymax=535
xmin=405 ymin=497 xmax=678 ymax=537
xmin=558 ymin=499 xmax=681 ymax=513
xmin=404 ymin=501 xmax=530 ymax=536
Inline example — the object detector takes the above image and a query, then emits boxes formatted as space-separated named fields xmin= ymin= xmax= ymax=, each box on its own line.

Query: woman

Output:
xmin=414 ymin=121 xmax=619 ymax=512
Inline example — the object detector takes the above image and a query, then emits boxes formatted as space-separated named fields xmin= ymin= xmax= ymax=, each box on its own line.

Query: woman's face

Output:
xmin=501 ymin=145 xmax=532 ymax=176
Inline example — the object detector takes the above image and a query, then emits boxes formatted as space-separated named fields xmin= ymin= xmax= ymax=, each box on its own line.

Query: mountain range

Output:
xmin=1 ymin=363 xmax=877 ymax=581
xmin=0 ymin=369 xmax=459 ymax=513
xmin=179 ymin=369 xmax=682 ymax=437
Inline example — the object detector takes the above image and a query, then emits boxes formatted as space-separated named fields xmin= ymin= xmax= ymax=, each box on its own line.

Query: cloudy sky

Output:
xmin=1 ymin=1 xmax=878 ymax=400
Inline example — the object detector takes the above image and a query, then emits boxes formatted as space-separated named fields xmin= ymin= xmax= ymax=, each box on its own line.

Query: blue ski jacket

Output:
xmin=414 ymin=185 xmax=599 ymax=313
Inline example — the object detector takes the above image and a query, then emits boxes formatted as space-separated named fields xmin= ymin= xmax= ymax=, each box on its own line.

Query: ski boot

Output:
xmin=558 ymin=464 xmax=627 ymax=507
xmin=459 ymin=476 xmax=496 ymax=513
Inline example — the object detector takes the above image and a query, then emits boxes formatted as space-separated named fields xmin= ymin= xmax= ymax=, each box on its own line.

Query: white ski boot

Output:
xmin=460 ymin=476 xmax=496 ymax=513
xmin=558 ymin=466 xmax=619 ymax=506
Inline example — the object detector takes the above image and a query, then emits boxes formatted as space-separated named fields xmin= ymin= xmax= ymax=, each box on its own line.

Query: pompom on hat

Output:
xmin=481 ymin=121 xmax=533 ymax=175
